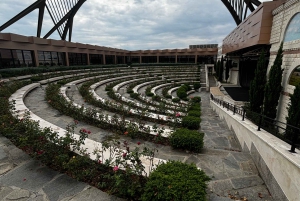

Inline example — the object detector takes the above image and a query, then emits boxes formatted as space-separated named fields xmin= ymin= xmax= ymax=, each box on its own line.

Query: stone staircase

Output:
xmin=200 ymin=65 xmax=207 ymax=91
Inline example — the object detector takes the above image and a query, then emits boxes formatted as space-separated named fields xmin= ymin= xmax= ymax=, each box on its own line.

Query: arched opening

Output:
xmin=288 ymin=66 xmax=300 ymax=86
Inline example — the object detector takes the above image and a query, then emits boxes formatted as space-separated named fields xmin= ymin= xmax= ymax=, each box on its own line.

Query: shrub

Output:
xmin=172 ymin=98 xmax=180 ymax=103
xmin=152 ymin=95 xmax=161 ymax=102
xmin=191 ymin=96 xmax=201 ymax=103
xmin=141 ymin=161 xmax=209 ymax=201
xmin=130 ymin=93 xmax=139 ymax=99
xmin=182 ymin=116 xmax=200 ymax=130
xmin=176 ymin=87 xmax=187 ymax=99
xmin=166 ymin=94 xmax=172 ymax=99
xmin=188 ymin=110 xmax=201 ymax=117
xmin=170 ymin=128 xmax=204 ymax=152
xmin=146 ymin=92 xmax=154 ymax=97
xmin=189 ymin=103 xmax=201 ymax=111
xmin=127 ymin=89 xmax=134 ymax=93
xmin=194 ymin=83 xmax=201 ymax=90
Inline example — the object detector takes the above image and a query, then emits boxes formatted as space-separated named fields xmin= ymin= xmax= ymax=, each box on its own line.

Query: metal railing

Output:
xmin=211 ymin=94 xmax=300 ymax=153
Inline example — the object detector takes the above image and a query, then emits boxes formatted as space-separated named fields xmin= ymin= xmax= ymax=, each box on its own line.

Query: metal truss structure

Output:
xmin=0 ymin=0 xmax=86 ymax=42
xmin=221 ymin=0 xmax=261 ymax=25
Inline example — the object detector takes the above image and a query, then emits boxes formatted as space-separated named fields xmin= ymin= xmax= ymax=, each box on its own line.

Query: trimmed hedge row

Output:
xmin=176 ymin=84 xmax=191 ymax=99
xmin=142 ymin=161 xmax=210 ymax=201
xmin=170 ymin=128 xmax=204 ymax=152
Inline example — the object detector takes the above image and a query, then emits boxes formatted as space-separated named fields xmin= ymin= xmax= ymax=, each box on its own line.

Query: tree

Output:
xmin=263 ymin=43 xmax=283 ymax=120
xmin=286 ymin=84 xmax=300 ymax=150
xmin=218 ymin=56 xmax=224 ymax=81
xmin=225 ymin=59 xmax=230 ymax=82
xmin=248 ymin=49 xmax=267 ymax=113
xmin=216 ymin=60 xmax=220 ymax=78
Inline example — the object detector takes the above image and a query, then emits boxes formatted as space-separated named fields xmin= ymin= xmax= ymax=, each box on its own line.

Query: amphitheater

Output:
xmin=0 ymin=0 xmax=300 ymax=201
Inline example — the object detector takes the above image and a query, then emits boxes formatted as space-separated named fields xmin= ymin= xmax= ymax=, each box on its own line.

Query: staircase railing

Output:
xmin=210 ymin=94 xmax=300 ymax=153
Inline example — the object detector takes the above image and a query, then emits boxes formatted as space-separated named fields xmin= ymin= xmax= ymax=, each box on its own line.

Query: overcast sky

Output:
xmin=0 ymin=0 xmax=268 ymax=50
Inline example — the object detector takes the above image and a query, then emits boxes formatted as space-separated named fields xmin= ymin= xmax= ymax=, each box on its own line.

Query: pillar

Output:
xmin=33 ymin=49 xmax=40 ymax=67
xmin=65 ymin=52 xmax=70 ymax=66
xmin=103 ymin=54 xmax=106 ymax=65
xmin=87 ymin=53 xmax=90 ymax=65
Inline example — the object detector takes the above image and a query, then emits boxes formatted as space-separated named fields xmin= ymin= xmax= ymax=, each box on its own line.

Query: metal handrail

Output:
xmin=210 ymin=94 xmax=300 ymax=153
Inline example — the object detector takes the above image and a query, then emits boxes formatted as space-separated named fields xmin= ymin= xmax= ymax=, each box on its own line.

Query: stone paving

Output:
xmin=0 ymin=80 xmax=275 ymax=201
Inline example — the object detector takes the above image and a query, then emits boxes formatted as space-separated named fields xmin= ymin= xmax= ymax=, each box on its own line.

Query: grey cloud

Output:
xmin=0 ymin=0 xmax=268 ymax=50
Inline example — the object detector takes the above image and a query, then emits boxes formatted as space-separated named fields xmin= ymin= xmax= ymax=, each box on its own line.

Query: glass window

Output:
xmin=44 ymin=51 xmax=52 ymax=65
xmin=51 ymin=52 xmax=58 ymax=65
xmin=284 ymin=13 xmax=300 ymax=42
xmin=11 ymin=50 xmax=24 ymax=67
xmin=0 ymin=49 xmax=13 ymax=69
xmin=23 ymin=50 xmax=33 ymax=67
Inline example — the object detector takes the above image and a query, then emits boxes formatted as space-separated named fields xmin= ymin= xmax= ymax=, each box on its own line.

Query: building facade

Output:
xmin=0 ymin=33 xmax=217 ymax=69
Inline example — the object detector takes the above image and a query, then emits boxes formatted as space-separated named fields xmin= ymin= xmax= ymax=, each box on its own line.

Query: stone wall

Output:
xmin=269 ymin=0 xmax=300 ymax=124
xmin=210 ymin=100 xmax=300 ymax=201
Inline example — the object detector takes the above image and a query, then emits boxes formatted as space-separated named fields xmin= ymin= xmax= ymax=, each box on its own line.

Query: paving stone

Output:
xmin=8 ymin=147 xmax=31 ymax=165
xmin=210 ymin=179 xmax=233 ymax=195
xmin=208 ymin=194 xmax=233 ymax=201
xmin=212 ymin=137 xmax=230 ymax=148
xmin=43 ymin=174 xmax=88 ymax=201
xmin=231 ymin=175 xmax=264 ymax=190
xmin=226 ymin=185 xmax=274 ymax=201
xmin=0 ymin=147 xmax=8 ymax=162
xmin=0 ymin=160 xmax=59 ymax=192
xmin=222 ymin=154 xmax=240 ymax=170
xmin=0 ymin=186 xmax=14 ymax=200
xmin=62 ymin=187 xmax=125 ymax=201
xmin=5 ymin=189 xmax=30 ymax=200
xmin=0 ymin=163 xmax=14 ymax=175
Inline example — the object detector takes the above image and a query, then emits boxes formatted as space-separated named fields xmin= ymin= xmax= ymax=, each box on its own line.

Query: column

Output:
xmin=65 ymin=52 xmax=70 ymax=66
xmin=33 ymin=49 xmax=40 ymax=67
xmin=103 ymin=54 xmax=106 ymax=65
xmin=87 ymin=53 xmax=90 ymax=65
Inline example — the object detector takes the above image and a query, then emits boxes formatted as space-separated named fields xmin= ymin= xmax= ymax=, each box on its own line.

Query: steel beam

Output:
xmin=0 ymin=0 xmax=46 ymax=32
xmin=0 ymin=0 xmax=86 ymax=42
xmin=221 ymin=0 xmax=261 ymax=25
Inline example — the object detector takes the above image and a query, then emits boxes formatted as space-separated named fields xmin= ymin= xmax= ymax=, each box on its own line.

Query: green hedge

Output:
xmin=191 ymin=96 xmax=201 ymax=103
xmin=182 ymin=116 xmax=200 ymax=130
xmin=142 ymin=161 xmax=209 ymax=201
xmin=170 ymin=128 xmax=204 ymax=152
xmin=130 ymin=93 xmax=139 ymax=99
xmin=188 ymin=110 xmax=201 ymax=117
xmin=172 ymin=98 xmax=180 ymax=103
xmin=193 ymin=83 xmax=201 ymax=90
xmin=189 ymin=103 xmax=201 ymax=111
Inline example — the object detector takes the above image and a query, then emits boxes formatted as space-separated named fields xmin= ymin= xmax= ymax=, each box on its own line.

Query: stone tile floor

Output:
xmin=0 ymin=82 xmax=274 ymax=201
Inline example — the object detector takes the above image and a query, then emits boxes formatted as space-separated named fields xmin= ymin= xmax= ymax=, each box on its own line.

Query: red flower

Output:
xmin=122 ymin=152 xmax=127 ymax=158
xmin=175 ymin=112 xmax=181 ymax=117
xmin=137 ymin=142 xmax=141 ymax=145
xmin=74 ymin=120 xmax=79 ymax=124
xmin=37 ymin=150 xmax=43 ymax=155
xmin=98 ymin=160 xmax=102 ymax=164
xmin=23 ymin=178 xmax=26 ymax=181
xmin=87 ymin=130 xmax=91 ymax=134
xmin=124 ymin=131 xmax=128 ymax=135
xmin=113 ymin=166 xmax=119 ymax=172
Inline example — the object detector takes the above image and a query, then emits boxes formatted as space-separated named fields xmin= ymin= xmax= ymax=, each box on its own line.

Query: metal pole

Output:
xmin=257 ymin=115 xmax=262 ymax=131
xmin=242 ymin=108 xmax=245 ymax=121
xmin=289 ymin=128 xmax=298 ymax=153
